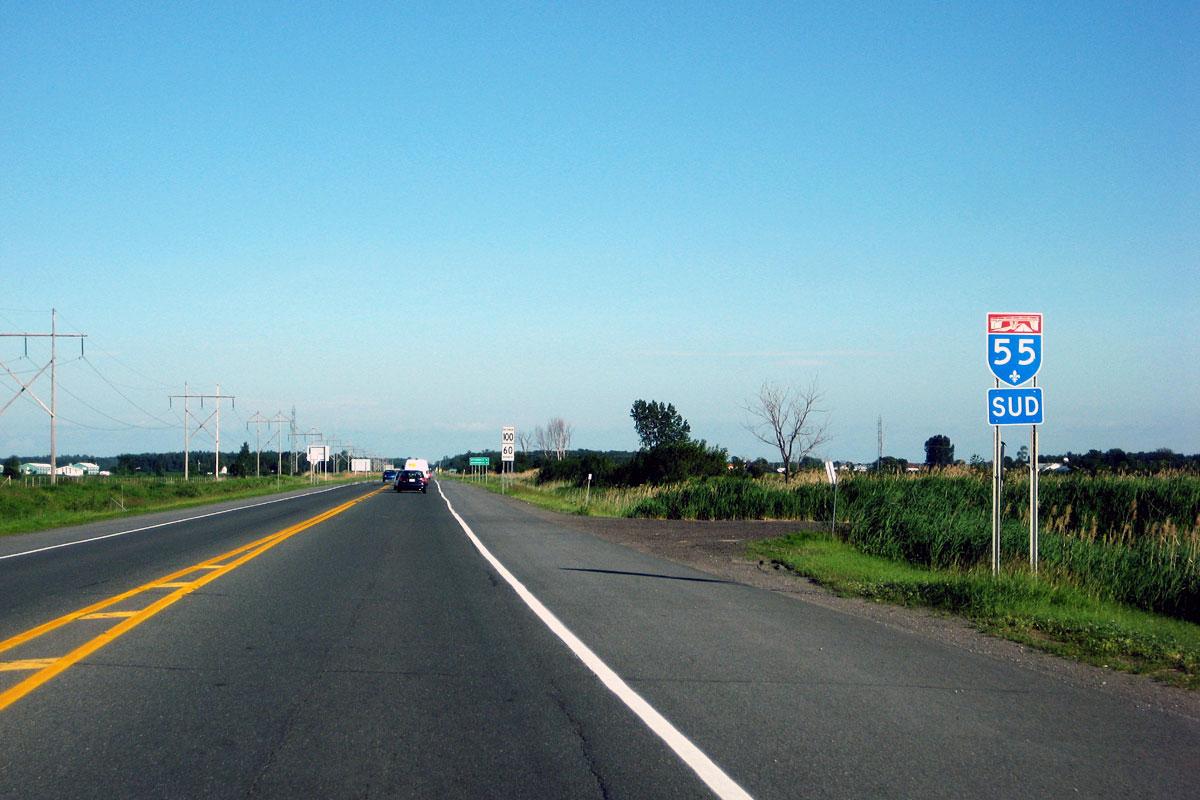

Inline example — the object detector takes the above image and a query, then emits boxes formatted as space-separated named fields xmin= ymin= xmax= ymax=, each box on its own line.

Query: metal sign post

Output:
xmin=469 ymin=456 xmax=490 ymax=482
xmin=1030 ymin=377 xmax=1039 ymax=574
xmin=992 ymin=414 xmax=1001 ymax=575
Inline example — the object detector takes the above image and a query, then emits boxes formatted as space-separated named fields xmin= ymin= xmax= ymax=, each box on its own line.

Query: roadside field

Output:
xmin=0 ymin=474 xmax=365 ymax=536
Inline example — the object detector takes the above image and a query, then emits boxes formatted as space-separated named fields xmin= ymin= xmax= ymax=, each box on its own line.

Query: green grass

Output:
xmin=0 ymin=475 xmax=363 ymax=536
xmin=750 ymin=530 xmax=1200 ymax=689
xmin=443 ymin=472 xmax=667 ymax=517
xmin=632 ymin=474 xmax=1200 ymax=623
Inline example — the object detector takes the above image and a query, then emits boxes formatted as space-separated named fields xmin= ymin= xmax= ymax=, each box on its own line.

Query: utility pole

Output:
xmin=877 ymin=415 xmax=884 ymax=468
xmin=268 ymin=411 xmax=289 ymax=479
xmin=246 ymin=411 xmax=269 ymax=477
xmin=170 ymin=384 xmax=235 ymax=480
xmin=327 ymin=437 xmax=346 ymax=474
xmin=0 ymin=309 xmax=87 ymax=485
xmin=289 ymin=406 xmax=298 ymax=476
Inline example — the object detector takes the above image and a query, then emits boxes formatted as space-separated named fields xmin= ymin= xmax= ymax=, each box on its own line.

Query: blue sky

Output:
xmin=2 ymin=2 xmax=1197 ymax=464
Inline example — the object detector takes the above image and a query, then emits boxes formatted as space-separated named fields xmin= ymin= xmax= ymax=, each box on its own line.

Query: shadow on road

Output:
xmin=560 ymin=567 xmax=735 ymax=585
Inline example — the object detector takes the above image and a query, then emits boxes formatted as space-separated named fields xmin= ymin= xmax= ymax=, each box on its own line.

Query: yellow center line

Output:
xmin=0 ymin=486 xmax=384 ymax=712
xmin=0 ymin=659 xmax=59 ymax=672
xmin=80 ymin=611 xmax=139 ymax=620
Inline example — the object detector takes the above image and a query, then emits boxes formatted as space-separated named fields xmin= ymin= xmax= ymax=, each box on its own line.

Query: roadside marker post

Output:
xmin=986 ymin=312 xmax=1044 ymax=575
xmin=823 ymin=460 xmax=838 ymax=534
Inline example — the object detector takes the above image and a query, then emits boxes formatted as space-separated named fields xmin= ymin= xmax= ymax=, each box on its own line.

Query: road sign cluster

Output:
xmin=985 ymin=311 xmax=1045 ymax=576
xmin=986 ymin=312 xmax=1043 ymax=425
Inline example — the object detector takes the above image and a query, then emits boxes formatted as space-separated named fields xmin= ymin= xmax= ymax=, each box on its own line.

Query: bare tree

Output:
xmin=546 ymin=417 xmax=572 ymax=461
xmin=517 ymin=429 xmax=534 ymax=456
xmin=534 ymin=426 xmax=550 ymax=460
xmin=744 ymin=380 xmax=830 ymax=483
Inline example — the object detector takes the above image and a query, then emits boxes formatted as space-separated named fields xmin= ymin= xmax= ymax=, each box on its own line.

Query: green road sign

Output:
xmin=468 ymin=457 xmax=490 ymax=466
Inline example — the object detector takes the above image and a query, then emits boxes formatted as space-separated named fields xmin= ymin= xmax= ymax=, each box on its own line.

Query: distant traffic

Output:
xmin=382 ymin=458 xmax=432 ymax=493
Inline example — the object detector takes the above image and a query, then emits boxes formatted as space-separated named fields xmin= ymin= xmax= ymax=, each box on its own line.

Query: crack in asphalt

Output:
xmin=242 ymin=576 xmax=377 ymax=799
xmin=549 ymin=675 xmax=612 ymax=800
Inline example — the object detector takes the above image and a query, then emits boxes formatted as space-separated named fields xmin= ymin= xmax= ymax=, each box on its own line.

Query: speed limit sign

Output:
xmin=501 ymin=426 xmax=515 ymax=462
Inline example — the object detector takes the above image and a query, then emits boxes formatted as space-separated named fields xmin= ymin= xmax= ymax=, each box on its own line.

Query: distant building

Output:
xmin=71 ymin=462 xmax=102 ymax=475
xmin=19 ymin=463 xmax=51 ymax=476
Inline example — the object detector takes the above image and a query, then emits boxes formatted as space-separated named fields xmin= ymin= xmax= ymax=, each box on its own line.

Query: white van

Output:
xmin=404 ymin=458 xmax=430 ymax=478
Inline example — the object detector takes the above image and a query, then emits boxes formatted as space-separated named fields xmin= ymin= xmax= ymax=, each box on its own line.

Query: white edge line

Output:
xmin=0 ymin=482 xmax=369 ymax=562
xmin=435 ymin=479 xmax=754 ymax=800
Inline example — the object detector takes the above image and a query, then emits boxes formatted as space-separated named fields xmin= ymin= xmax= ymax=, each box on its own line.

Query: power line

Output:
xmin=80 ymin=355 xmax=178 ymax=426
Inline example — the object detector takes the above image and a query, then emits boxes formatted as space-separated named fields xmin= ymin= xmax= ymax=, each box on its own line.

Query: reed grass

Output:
xmin=631 ymin=473 xmax=1200 ymax=623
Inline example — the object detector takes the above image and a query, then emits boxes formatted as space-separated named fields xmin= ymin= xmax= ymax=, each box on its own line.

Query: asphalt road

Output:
xmin=0 ymin=478 xmax=1195 ymax=799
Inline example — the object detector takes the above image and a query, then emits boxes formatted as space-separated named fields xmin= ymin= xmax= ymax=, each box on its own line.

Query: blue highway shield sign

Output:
xmin=988 ymin=387 xmax=1044 ymax=426
xmin=987 ymin=312 xmax=1042 ymax=385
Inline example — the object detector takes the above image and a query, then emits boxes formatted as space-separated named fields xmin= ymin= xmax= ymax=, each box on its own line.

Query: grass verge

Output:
xmin=442 ymin=472 xmax=665 ymax=517
xmin=749 ymin=530 xmax=1200 ymax=689
xmin=0 ymin=475 xmax=364 ymax=536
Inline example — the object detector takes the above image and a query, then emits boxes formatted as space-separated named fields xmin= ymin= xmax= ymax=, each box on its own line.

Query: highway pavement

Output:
xmin=0 ymin=478 xmax=1195 ymax=798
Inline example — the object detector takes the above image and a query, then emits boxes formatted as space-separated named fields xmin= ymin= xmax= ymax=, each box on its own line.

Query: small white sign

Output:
xmin=307 ymin=445 xmax=329 ymax=464
xmin=501 ymin=426 xmax=515 ymax=462
xmin=823 ymin=460 xmax=838 ymax=486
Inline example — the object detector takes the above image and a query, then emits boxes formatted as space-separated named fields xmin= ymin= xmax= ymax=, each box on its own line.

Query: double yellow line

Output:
xmin=0 ymin=486 xmax=384 ymax=712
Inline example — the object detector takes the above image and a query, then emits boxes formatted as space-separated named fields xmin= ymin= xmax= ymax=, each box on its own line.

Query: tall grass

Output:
xmin=453 ymin=474 xmax=670 ymax=517
xmin=629 ymin=473 xmax=1200 ymax=623
xmin=0 ymin=475 xmax=342 ymax=535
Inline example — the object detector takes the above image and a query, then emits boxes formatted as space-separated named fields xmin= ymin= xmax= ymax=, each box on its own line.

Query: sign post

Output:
xmin=468 ymin=456 xmax=490 ymax=482
xmin=501 ymin=426 xmax=515 ymax=491
xmin=986 ymin=312 xmax=1044 ymax=575
xmin=306 ymin=444 xmax=329 ymax=485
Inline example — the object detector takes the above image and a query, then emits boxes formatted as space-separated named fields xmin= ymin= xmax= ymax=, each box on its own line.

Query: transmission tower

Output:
xmin=0 ymin=309 xmax=87 ymax=484
xmin=169 ymin=384 xmax=235 ymax=480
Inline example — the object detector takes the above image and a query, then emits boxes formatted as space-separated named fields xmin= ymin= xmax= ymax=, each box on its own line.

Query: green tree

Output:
xmin=228 ymin=442 xmax=255 ymax=478
xmin=923 ymin=435 xmax=954 ymax=467
xmin=630 ymin=400 xmax=691 ymax=450
xmin=2 ymin=455 xmax=20 ymax=479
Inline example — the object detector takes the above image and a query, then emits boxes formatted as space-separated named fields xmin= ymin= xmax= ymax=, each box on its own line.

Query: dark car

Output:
xmin=393 ymin=470 xmax=427 ymax=493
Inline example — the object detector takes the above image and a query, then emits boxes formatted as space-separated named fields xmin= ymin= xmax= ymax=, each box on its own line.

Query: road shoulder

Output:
xmin=465 ymin=482 xmax=1200 ymax=722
